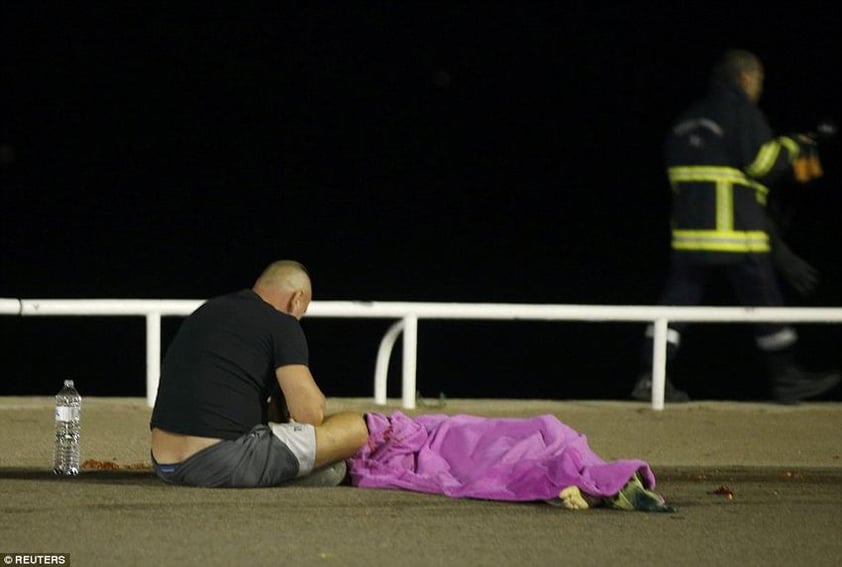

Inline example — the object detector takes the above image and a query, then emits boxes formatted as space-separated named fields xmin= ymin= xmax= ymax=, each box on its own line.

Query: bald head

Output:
xmin=712 ymin=49 xmax=764 ymax=103
xmin=252 ymin=260 xmax=312 ymax=319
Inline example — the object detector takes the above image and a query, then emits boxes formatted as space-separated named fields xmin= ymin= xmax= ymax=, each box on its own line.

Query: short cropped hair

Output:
xmin=711 ymin=49 xmax=762 ymax=84
xmin=254 ymin=260 xmax=310 ymax=291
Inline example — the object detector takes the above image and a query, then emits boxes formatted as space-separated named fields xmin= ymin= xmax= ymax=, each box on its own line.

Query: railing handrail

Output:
xmin=3 ymin=297 xmax=842 ymax=410
xmin=6 ymin=297 xmax=842 ymax=321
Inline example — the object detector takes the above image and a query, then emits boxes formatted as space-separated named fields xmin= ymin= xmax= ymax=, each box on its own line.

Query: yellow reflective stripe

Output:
xmin=668 ymin=166 xmax=748 ymax=184
xmin=779 ymin=136 xmax=799 ymax=160
xmin=745 ymin=135 xmax=800 ymax=177
xmin=745 ymin=140 xmax=781 ymax=177
xmin=673 ymin=242 xmax=771 ymax=252
xmin=716 ymin=180 xmax=733 ymax=231
xmin=668 ymin=165 xmax=769 ymax=203
xmin=672 ymin=230 xmax=770 ymax=252
xmin=673 ymin=230 xmax=768 ymax=239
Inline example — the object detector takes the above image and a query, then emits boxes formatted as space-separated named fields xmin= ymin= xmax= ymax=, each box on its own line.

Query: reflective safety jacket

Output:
xmin=665 ymin=80 xmax=802 ymax=263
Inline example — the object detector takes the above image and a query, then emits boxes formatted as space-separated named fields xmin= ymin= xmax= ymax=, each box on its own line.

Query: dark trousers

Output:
xmin=641 ymin=252 xmax=795 ymax=366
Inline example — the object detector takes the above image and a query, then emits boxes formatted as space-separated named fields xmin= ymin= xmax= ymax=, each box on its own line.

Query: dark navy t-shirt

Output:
xmin=150 ymin=289 xmax=309 ymax=439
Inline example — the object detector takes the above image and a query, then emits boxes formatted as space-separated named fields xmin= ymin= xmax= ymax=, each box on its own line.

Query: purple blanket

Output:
xmin=348 ymin=412 xmax=656 ymax=502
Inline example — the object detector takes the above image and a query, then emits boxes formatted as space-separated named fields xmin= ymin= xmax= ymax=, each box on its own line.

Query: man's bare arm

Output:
xmin=276 ymin=364 xmax=326 ymax=425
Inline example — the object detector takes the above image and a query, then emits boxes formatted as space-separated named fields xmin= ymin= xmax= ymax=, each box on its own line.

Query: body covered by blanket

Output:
xmin=348 ymin=412 xmax=657 ymax=502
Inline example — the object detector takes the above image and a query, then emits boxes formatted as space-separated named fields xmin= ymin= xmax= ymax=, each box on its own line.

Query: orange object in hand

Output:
xmin=807 ymin=152 xmax=823 ymax=178
xmin=793 ymin=156 xmax=811 ymax=182
xmin=793 ymin=145 xmax=823 ymax=183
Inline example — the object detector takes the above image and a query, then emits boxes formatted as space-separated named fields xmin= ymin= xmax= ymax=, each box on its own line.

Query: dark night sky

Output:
xmin=1 ymin=3 xmax=840 ymax=401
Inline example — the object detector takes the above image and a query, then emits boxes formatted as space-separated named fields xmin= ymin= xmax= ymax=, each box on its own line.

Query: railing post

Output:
xmin=146 ymin=313 xmax=161 ymax=408
xmin=373 ymin=319 xmax=406 ymax=405
xmin=401 ymin=314 xmax=418 ymax=409
xmin=651 ymin=317 xmax=668 ymax=411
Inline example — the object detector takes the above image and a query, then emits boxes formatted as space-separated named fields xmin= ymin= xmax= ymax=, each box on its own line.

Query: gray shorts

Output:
xmin=152 ymin=423 xmax=316 ymax=488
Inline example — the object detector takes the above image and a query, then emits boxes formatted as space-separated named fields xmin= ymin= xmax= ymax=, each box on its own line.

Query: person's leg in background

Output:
xmin=727 ymin=255 xmax=840 ymax=403
xmin=632 ymin=255 xmax=709 ymax=402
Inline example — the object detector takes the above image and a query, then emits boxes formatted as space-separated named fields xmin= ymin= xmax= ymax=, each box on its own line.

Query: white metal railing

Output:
xmin=3 ymin=298 xmax=842 ymax=411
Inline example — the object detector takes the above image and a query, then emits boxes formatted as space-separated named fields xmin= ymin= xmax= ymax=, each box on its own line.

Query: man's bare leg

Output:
xmin=313 ymin=412 xmax=369 ymax=469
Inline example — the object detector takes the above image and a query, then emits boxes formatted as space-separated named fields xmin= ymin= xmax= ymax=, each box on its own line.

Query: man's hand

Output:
xmin=773 ymin=245 xmax=820 ymax=295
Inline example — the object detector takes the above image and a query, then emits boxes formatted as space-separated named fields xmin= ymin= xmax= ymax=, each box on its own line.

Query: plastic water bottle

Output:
xmin=53 ymin=379 xmax=81 ymax=476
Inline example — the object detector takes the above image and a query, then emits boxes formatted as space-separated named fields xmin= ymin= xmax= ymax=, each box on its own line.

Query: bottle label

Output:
xmin=55 ymin=406 xmax=80 ymax=422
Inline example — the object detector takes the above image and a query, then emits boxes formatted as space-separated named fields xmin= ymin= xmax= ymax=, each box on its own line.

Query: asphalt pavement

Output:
xmin=1 ymin=397 xmax=841 ymax=566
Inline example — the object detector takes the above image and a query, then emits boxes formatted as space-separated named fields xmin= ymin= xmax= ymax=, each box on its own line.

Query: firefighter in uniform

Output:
xmin=631 ymin=49 xmax=840 ymax=403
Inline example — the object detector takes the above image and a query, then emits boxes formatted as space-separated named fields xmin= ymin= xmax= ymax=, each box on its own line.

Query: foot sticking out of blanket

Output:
xmin=604 ymin=473 xmax=675 ymax=513
xmin=548 ymin=486 xmax=591 ymax=510
xmin=549 ymin=474 xmax=675 ymax=513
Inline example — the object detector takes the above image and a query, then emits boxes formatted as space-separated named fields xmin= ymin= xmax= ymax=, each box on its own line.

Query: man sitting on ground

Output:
xmin=150 ymin=260 xmax=368 ymax=487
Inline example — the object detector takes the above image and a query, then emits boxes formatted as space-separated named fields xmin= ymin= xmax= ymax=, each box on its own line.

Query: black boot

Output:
xmin=631 ymin=373 xmax=690 ymax=402
xmin=765 ymin=350 xmax=841 ymax=404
